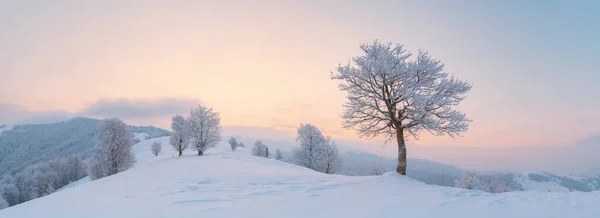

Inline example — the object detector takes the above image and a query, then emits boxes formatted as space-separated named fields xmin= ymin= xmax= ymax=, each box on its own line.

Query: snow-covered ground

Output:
xmin=2 ymin=137 xmax=600 ymax=218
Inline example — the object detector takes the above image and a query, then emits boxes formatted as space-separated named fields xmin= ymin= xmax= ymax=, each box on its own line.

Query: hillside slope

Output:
xmin=2 ymin=138 xmax=599 ymax=218
xmin=0 ymin=117 xmax=170 ymax=175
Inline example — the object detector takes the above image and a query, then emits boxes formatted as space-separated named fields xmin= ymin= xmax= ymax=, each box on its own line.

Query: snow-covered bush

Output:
xmin=370 ymin=165 xmax=387 ymax=176
xmin=252 ymin=141 xmax=269 ymax=158
xmin=151 ymin=142 xmax=162 ymax=156
xmin=228 ymin=137 xmax=238 ymax=151
xmin=89 ymin=118 xmax=136 ymax=180
xmin=169 ymin=115 xmax=190 ymax=156
xmin=274 ymin=149 xmax=283 ymax=160
xmin=187 ymin=106 xmax=222 ymax=155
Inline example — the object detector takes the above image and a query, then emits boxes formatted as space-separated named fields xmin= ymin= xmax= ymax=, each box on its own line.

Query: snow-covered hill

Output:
xmin=2 ymin=138 xmax=600 ymax=218
xmin=0 ymin=117 xmax=170 ymax=175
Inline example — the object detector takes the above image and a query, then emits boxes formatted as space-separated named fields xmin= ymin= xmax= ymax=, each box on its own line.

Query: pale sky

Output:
xmin=1 ymin=0 xmax=599 ymax=150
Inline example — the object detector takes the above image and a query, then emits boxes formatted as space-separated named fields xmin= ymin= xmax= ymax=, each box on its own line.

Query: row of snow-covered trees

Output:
xmin=169 ymin=106 xmax=222 ymax=156
xmin=455 ymin=172 xmax=523 ymax=193
xmin=226 ymin=123 xmax=342 ymax=175
xmin=0 ymin=154 xmax=88 ymax=208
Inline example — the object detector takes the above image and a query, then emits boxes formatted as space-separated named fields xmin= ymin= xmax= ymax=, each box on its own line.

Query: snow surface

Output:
xmin=2 ymin=137 xmax=600 ymax=218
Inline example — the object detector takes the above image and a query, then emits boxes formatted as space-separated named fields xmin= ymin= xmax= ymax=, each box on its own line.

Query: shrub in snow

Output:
xmin=252 ymin=141 xmax=270 ymax=158
xmin=169 ymin=115 xmax=190 ymax=156
xmin=89 ymin=118 xmax=136 ymax=180
xmin=152 ymin=141 xmax=162 ymax=156
xmin=274 ymin=149 xmax=283 ymax=160
xmin=187 ymin=106 xmax=222 ymax=156
xmin=228 ymin=137 xmax=238 ymax=151
xmin=370 ymin=165 xmax=387 ymax=176
xmin=238 ymin=142 xmax=246 ymax=148
xmin=132 ymin=138 xmax=141 ymax=144
xmin=331 ymin=40 xmax=472 ymax=175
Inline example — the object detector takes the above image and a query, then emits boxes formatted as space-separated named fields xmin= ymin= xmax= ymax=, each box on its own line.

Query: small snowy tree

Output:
xmin=151 ymin=141 xmax=162 ymax=156
xmin=331 ymin=40 xmax=472 ymax=175
xmin=89 ymin=118 xmax=136 ymax=180
xmin=0 ymin=196 xmax=8 ymax=210
xmin=252 ymin=141 xmax=269 ymax=158
xmin=169 ymin=115 xmax=190 ymax=156
xmin=456 ymin=172 xmax=480 ymax=190
xmin=292 ymin=124 xmax=327 ymax=172
xmin=228 ymin=137 xmax=239 ymax=151
xmin=274 ymin=148 xmax=283 ymax=160
xmin=323 ymin=137 xmax=342 ymax=174
xmin=238 ymin=142 xmax=246 ymax=148
xmin=187 ymin=106 xmax=222 ymax=155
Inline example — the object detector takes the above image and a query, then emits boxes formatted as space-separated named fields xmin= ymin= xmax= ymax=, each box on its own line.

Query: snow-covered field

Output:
xmin=2 ymin=137 xmax=600 ymax=218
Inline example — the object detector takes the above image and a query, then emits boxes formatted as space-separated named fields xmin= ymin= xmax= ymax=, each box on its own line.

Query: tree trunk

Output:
xmin=396 ymin=128 xmax=407 ymax=175
xmin=198 ymin=150 xmax=203 ymax=156
xmin=178 ymin=150 xmax=182 ymax=156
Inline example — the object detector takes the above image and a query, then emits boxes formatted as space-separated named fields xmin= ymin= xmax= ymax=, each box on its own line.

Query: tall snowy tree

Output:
xmin=89 ymin=118 xmax=136 ymax=180
xmin=274 ymin=148 xmax=283 ymax=160
xmin=331 ymin=40 xmax=472 ymax=175
xmin=228 ymin=137 xmax=239 ymax=151
xmin=151 ymin=141 xmax=162 ymax=156
xmin=169 ymin=115 xmax=190 ymax=156
xmin=292 ymin=124 xmax=327 ymax=172
xmin=323 ymin=136 xmax=342 ymax=174
xmin=252 ymin=140 xmax=269 ymax=158
xmin=187 ymin=106 xmax=222 ymax=155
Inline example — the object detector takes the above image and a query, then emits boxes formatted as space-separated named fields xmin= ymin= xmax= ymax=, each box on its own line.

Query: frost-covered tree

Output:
xmin=89 ymin=118 xmax=136 ymax=180
xmin=0 ymin=196 xmax=8 ymax=210
xmin=292 ymin=124 xmax=327 ymax=172
xmin=274 ymin=148 xmax=283 ymax=160
xmin=0 ymin=175 xmax=20 ymax=206
xmin=323 ymin=137 xmax=342 ymax=174
xmin=238 ymin=142 xmax=246 ymax=148
xmin=252 ymin=141 xmax=269 ymax=158
xmin=331 ymin=40 xmax=472 ymax=175
xmin=228 ymin=137 xmax=239 ymax=151
xmin=14 ymin=167 xmax=37 ymax=203
xmin=169 ymin=115 xmax=190 ymax=156
xmin=151 ymin=141 xmax=162 ymax=156
xmin=187 ymin=106 xmax=222 ymax=156
xmin=456 ymin=172 xmax=480 ymax=190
